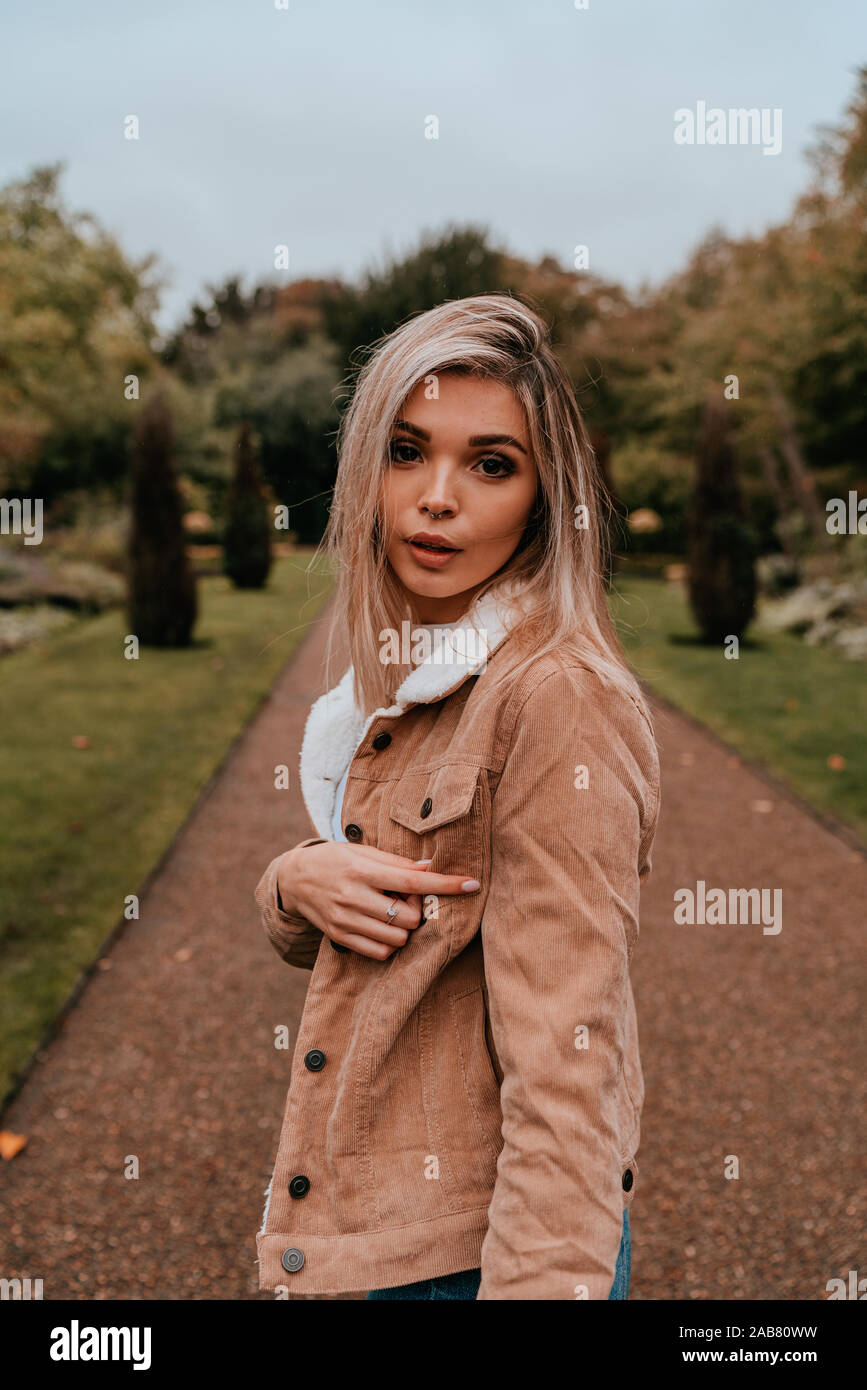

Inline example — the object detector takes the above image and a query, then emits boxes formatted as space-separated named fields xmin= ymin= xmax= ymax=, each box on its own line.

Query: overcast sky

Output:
xmin=3 ymin=0 xmax=865 ymax=333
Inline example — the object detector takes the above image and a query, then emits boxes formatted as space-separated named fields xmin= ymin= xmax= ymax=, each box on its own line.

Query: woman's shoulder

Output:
xmin=498 ymin=647 xmax=653 ymax=731
xmin=492 ymin=649 xmax=659 ymax=785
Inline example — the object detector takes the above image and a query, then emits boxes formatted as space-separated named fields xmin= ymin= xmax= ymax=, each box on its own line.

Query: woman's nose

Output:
xmin=418 ymin=484 xmax=458 ymax=517
xmin=420 ymin=500 xmax=455 ymax=517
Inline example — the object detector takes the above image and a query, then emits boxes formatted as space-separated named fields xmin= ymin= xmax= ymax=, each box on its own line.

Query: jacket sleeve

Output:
xmin=254 ymin=838 xmax=329 ymax=971
xmin=477 ymin=665 xmax=659 ymax=1300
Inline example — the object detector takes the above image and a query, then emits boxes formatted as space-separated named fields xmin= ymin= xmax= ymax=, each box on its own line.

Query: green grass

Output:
xmin=0 ymin=552 xmax=333 ymax=1103
xmin=610 ymin=574 xmax=867 ymax=844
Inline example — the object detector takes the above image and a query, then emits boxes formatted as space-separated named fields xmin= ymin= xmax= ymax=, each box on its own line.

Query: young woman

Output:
xmin=254 ymin=293 xmax=660 ymax=1301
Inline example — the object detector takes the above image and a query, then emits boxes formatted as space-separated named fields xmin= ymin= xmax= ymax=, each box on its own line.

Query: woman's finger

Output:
xmin=343 ymin=886 xmax=425 ymax=933
xmin=335 ymin=906 xmax=412 ymax=946
xmin=355 ymin=861 xmax=481 ymax=898
xmin=329 ymin=928 xmax=398 ymax=961
xmin=327 ymin=892 xmax=427 ymax=955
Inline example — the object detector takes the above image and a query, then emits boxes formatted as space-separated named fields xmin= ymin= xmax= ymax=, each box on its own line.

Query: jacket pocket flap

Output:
xmin=389 ymin=763 xmax=480 ymax=834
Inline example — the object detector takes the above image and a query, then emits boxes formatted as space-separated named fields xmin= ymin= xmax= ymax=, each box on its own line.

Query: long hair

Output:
xmin=311 ymin=292 xmax=648 ymax=723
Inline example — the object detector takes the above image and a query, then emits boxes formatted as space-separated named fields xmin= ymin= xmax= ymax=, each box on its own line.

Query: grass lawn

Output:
xmin=0 ymin=551 xmax=333 ymax=1104
xmin=610 ymin=573 xmax=867 ymax=844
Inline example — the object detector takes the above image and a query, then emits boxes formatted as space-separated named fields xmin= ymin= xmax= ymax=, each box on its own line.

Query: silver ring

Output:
xmin=385 ymin=898 xmax=399 ymax=921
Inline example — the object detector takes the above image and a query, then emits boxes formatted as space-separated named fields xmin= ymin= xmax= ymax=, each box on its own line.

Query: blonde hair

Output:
xmin=310 ymin=292 xmax=648 ymax=723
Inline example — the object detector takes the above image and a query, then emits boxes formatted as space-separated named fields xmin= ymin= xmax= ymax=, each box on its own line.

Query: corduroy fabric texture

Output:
xmin=254 ymin=632 xmax=660 ymax=1299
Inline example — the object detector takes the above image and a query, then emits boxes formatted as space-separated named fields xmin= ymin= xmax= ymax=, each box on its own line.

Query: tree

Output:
xmin=127 ymin=392 xmax=197 ymax=645
xmin=687 ymin=397 xmax=757 ymax=643
xmin=0 ymin=162 xmax=159 ymax=499
xmin=318 ymin=223 xmax=510 ymax=374
xmin=223 ymin=420 xmax=272 ymax=589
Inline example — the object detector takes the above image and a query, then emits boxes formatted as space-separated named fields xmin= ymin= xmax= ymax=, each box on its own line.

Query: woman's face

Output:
xmin=380 ymin=371 xmax=539 ymax=623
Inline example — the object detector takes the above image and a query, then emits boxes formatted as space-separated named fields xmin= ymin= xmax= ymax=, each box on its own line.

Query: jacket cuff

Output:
xmin=254 ymin=839 xmax=327 ymax=970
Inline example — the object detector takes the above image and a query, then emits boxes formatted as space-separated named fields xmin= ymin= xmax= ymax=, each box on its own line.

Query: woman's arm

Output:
xmin=254 ymin=839 xmax=329 ymax=971
xmin=477 ymin=663 xmax=660 ymax=1300
xmin=255 ymin=840 xmax=477 ymax=968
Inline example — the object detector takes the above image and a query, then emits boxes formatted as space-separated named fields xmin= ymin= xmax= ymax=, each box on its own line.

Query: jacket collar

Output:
xmin=299 ymin=576 xmax=530 ymax=840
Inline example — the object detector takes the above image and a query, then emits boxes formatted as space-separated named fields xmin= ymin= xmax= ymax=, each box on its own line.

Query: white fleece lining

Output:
xmin=298 ymin=579 xmax=529 ymax=841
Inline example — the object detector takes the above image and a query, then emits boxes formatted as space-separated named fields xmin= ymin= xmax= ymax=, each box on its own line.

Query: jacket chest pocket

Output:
xmin=387 ymin=764 xmax=489 ymax=882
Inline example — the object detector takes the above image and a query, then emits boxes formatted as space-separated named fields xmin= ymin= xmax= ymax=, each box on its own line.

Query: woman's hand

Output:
xmin=276 ymin=842 xmax=481 ymax=961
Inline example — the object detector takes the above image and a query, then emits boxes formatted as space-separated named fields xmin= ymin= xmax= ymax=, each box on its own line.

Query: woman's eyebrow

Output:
xmin=392 ymin=419 xmax=528 ymax=455
xmin=469 ymin=433 xmax=528 ymax=455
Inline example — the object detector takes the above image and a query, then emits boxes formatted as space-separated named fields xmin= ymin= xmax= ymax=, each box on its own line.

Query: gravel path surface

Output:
xmin=2 ymin=603 xmax=864 ymax=1300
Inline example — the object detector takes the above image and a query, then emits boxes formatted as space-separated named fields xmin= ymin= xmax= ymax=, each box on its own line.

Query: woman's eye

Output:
xmin=475 ymin=455 xmax=516 ymax=479
xmin=387 ymin=441 xmax=515 ymax=478
xmin=388 ymin=440 xmax=419 ymax=464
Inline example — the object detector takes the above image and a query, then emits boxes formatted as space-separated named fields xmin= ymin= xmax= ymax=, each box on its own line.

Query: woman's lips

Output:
xmin=405 ymin=539 xmax=462 ymax=569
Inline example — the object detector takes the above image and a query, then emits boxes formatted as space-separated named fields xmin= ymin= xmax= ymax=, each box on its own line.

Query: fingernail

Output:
xmin=415 ymin=858 xmax=432 ymax=867
xmin=461 ymin=879 xmax=481 ymax=891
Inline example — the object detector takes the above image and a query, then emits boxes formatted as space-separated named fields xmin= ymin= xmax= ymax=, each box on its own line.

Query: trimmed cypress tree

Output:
xmin=223 ymin=420 xmax=273 ymax=589
xmin=687 ymin=397 xmax=757 ymax=643
xmin=128 ymin=391 xmax=197 ymax=646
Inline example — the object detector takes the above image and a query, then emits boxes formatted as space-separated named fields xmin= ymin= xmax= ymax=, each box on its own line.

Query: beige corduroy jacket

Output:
xmin=253 ymin=581 xmax=660 ymax=1299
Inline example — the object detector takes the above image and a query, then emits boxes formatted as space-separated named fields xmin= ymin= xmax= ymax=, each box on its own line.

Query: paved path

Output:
xmin=2 ymin=602 xmax=864 ymax=1300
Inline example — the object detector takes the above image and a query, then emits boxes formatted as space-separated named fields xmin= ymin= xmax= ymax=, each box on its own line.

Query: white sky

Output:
xmin=3 ymin=0 xmax=865 ymax=331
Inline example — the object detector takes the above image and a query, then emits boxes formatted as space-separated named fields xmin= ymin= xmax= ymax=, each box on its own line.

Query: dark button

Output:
xmin=304 ymin=1048 xmax=326 ymax=1071
xmin=330 ymin=940 xmax=350 ymax=953
xmin=622 ymin=1168 xmax=633 ymax=1192
xmin=420 ymin=797 xmax=432 ymax=818
xmin=345 ymin=823 xmax=363 ymax=841
xmin=372 ymin=732 xmax=392 ymax=750
xmin=281 ymin=1247 xmax=304 ymax=1272
xmin=289 ymin=1174 xmax=310 ymax=1199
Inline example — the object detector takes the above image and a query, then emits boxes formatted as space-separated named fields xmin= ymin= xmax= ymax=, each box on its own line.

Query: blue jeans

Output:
xmin=366 ymin=1206 xmax=631 ymax=1300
